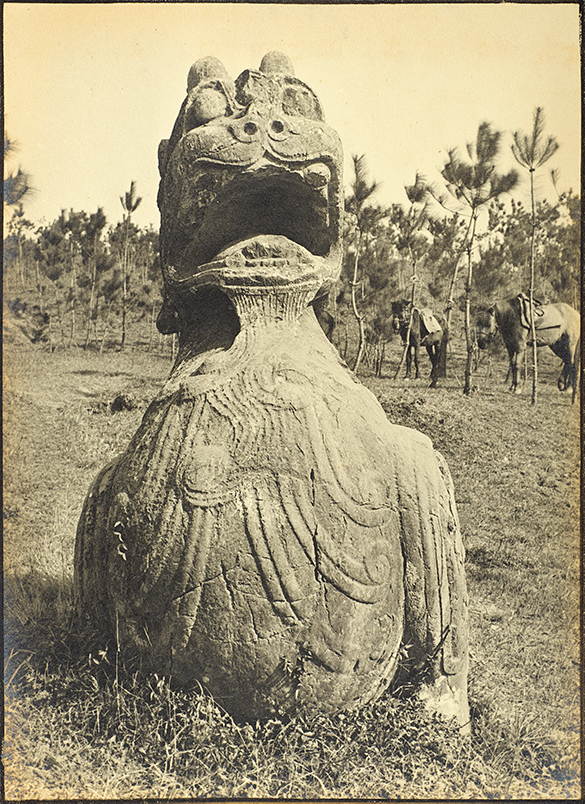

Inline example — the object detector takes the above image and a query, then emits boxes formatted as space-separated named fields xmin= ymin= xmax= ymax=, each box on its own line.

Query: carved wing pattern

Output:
xmin=76 ymin=316 xmax=467 ymax=697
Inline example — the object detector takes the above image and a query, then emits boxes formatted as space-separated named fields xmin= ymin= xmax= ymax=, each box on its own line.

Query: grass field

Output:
xmin=3 ymin=327 xmax=581 ymax=800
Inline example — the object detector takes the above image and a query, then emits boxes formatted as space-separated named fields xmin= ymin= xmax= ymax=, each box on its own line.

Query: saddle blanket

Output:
xmin=418 ymin=307 xmax=441 ymax=336
xmin=517 ymin=293 xmax=544 ymax=330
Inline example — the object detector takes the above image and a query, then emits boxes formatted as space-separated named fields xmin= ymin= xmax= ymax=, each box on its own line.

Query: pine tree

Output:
xmin=119 ymin=181 xmax=142 ymax=349
xmin=345 ymin=155 xmax=385 ymax=372
xmin=511 ymin=107 xmax=559 ymax=405
xmin=434 ymin=122 xmax=518 ymax=394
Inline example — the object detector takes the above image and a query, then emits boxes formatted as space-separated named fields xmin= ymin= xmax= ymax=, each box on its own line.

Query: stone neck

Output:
xmin=225 ymin=283 xmax=319 ymax=327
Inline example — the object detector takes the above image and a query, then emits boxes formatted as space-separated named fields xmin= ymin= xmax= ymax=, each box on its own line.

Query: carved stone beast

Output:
xmin=75 ymin=52 xmax=469 ymax=728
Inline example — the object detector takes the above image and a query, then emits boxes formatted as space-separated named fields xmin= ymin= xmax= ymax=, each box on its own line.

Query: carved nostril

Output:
xmin=243 ymin=121 xmax=258 ymax=135
xmin=271 ymin=120 xmax=285 ymax=134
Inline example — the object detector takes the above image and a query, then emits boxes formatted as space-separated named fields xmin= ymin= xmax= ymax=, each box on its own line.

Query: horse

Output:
xmin=312 ymin=295 xmax=336 ymax=342
xmin=474 ymin=307 xmax=506 ymax=379
xmin=363 ymin=314 xmax=394 ymax=377
xmin=391 ymin=300 xmax=443 ymax=386
xmin=476 ymin=294 xmax=581 ymax=402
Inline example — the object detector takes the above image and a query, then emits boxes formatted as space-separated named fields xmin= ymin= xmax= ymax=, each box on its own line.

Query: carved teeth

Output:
xmin=249 ymin=258 xmax=291 ymax=267
xmin=303 ymin=163 xmax=330 ymax=188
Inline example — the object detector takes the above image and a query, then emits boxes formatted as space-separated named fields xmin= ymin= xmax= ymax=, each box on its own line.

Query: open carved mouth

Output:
xmin=164 ymin=159 xmax=342 ymax=293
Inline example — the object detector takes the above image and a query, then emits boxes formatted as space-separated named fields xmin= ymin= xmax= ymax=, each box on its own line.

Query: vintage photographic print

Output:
xmin=3 ymin=2 xmax=580 ymax=799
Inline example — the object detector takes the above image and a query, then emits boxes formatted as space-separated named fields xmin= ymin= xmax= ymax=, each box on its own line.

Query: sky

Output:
xmin=3 ymin=2 xmax=581 ymax=232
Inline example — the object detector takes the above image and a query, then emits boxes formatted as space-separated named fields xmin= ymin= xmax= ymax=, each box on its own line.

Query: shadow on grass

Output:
xmin=70 ymin=369 xmax=135 ymax=378
xmin=4 ymin=570 xmax=580 ymax=799
xmin=5 ymin=571 xmax=78 ymax=676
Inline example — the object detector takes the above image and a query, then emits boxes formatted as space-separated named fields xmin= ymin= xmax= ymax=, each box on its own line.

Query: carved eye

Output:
xmin=230 ymin=117 xmax=262 ymax=143
xmin=267 ymin=118 xmax=290 ymax=142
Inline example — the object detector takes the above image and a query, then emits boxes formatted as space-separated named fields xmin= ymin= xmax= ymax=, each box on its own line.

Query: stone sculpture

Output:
xmin=75 ymin=53 xmax=469 ymax=728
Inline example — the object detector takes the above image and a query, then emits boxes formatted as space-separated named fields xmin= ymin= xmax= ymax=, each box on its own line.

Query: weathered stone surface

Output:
xmin=75 ymin=53 xmax=469 ymax=727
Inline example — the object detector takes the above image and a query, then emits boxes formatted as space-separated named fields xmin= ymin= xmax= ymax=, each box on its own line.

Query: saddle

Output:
xmin=418 ymin=307 xmax=441 ymax=338
xmin=517 ymin=293 xmax=545 ymax=330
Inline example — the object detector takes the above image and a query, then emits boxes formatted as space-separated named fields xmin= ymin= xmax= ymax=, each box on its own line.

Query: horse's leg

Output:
xmin=404 ymin=333 xmax=415 ymax=379
xmin=558 ymin=344 xmax=580 ymax=403
xmin=413 ymin=340 xmax=420 ymax=380
xmin=561 ymin=358 xmax=578 ymax=400
xmin=550 ymin=338 xmax=573 ymax=393
xmin=557 ymin=362 xmax=570 ymax=392
xmin=377 ymin=343 xmax=386 ymax=378
xmin=567 ymin=359 xmax=577 ymax=401
xmin=515 ymin=350 xmax=525 ymax=394
xmin=427 ymin=344 xmax=438 ymax=388
xmin=509 ymin=350 xmax=519 ymax=393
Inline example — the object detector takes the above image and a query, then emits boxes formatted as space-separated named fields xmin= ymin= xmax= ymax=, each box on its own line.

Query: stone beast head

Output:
xmin=156 ymin=52 xmax=344 ymax=334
